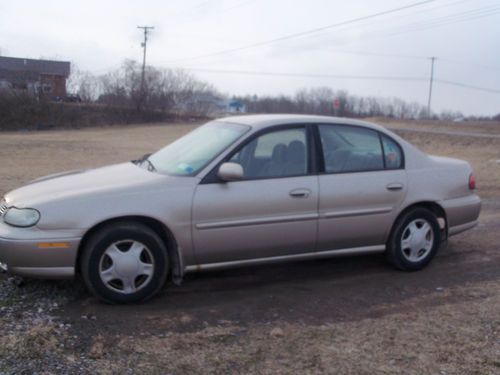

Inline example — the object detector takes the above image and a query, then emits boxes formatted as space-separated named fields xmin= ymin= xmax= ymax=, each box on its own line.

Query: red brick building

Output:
xmin=0 ymin=56 xmax=70 ymax=98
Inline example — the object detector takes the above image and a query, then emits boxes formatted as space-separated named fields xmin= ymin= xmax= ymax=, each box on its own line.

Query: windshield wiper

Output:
xmin=143 ymin=158 xmax=156 ymax=172
xmin=133 ymin=153 xmax=156 ymax=172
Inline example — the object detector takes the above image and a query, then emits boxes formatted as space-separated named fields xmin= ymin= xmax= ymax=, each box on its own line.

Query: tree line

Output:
xmin=233 ymin=89 xmax=441 ymax=119
xmin=6 ymin=59 xmax=497 ymax=130
xmin=0 ymin=56 xmax=496 ymax=123
xmin=66 ymin=60 xmax=496 ymax=121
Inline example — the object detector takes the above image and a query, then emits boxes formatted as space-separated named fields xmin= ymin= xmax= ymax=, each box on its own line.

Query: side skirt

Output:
xmin=185 ymin=245 xmax=386 ymax=273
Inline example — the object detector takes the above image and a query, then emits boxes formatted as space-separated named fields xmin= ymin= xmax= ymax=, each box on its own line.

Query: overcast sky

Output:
xmin=0 ymin=0 xmax=499 ymax=115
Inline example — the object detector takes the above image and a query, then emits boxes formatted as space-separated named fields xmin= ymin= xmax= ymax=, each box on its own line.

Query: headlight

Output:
xmin=3 ymin=207 xmax=40 ymax=227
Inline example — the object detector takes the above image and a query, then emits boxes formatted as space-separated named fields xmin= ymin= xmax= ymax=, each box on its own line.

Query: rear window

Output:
xmin=319 ymin=124 xmax=404 ymax=173
xmin=381 ymin=135 xmax=403 ymax=169
xmin=319 ymin=125 xmax=384 ymax=173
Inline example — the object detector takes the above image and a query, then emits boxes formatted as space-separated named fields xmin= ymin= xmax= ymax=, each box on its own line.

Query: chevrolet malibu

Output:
xmin=0 ymin=115 xmax=481 ymax=303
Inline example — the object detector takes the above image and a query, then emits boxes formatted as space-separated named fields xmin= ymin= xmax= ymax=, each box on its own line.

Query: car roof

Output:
xmin=217 ymin=114 xmax=388 ymax=133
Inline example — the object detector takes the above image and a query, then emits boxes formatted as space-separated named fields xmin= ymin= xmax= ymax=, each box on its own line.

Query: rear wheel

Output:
xmin=386 ymin=208 xmax=441 ymax=271
xmin=81 ymin=221 xmax=169 ymax=304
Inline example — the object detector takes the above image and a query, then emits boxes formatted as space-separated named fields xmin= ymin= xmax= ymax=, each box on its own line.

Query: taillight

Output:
xmin=469 ymin=173 xmax=476 ymax=190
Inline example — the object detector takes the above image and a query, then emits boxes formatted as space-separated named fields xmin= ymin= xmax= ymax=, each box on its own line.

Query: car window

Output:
xmin=381 ymin=135 xmax=403 ymax=169
xmin=149 ymin=121 xmax=249 ymax=175
xmin=319 ymin=125 xmax=384 ymax=173
xmin=230 ymin=128 xmax=308 ymax=179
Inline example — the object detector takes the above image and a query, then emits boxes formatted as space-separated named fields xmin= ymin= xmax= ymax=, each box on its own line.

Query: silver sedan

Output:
xmin=0 ymin=115 xmax=481 ymax=303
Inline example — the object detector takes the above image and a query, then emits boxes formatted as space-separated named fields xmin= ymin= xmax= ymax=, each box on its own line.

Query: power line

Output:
xmin=300 ymin=0 xmax=477 ymax=43
xmin=178 ymin=67 xmax=428 ymax=82
xmin=161 ymin=2 xmax=500 ymax=69
xmin=89 ymin=63 xmax=500 ymax=96
xmin=163 ymin=0 xmax=476 ymax=63
xmin=161 ymin=0 xmax=435 ymax=64
xmin=319 ymin=50 xmax=499 ymax=76
xmin=276 ymin=3 xmax=500 ymax=67
xmin=178 ymin=67 xmax=500 ymax=95
xmin=322 ymin=48 xmax=429 ymax=61
xmin=176 ymin=46 xmax=430 ymax=69
xmin=311 ymin=4 xmax=500 ymax=55
xmin=380 ymin=5 xmax=500 ymax=37
xmin=167 ymin=8 xmax=495 ymax=68
xmin=439 ymin=57 xmax=500 ymax=72
xmin=435 ymin=79 xmax=500 ymax=94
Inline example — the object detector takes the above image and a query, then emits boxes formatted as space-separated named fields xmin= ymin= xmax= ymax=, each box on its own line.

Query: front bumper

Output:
xmin=0 ymin=224 xmax=82 ymax=279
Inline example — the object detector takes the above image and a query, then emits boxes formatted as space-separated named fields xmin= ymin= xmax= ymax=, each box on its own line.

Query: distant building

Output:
xmin=177 ymin=95 xmax=247 ymax=115
xmin=216 ymin=99 xmax=246 ymax=113
xmin=0 ymin=56 xmax=70 ymax=98
xmin=225 ymin=99 xmax=246 ymax=113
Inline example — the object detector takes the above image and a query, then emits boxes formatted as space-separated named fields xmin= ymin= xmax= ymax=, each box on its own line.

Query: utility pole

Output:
xmin=137 ymin=25 xmax=154 ymax=109
xmin=427 ymin=56 xmax=436 ymax=118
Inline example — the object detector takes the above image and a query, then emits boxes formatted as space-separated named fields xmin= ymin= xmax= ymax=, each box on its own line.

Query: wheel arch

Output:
xmin=388 ymin=201 xmax=448 ymax=244
xmin=76 ymin=216 xmax=184 ymax=284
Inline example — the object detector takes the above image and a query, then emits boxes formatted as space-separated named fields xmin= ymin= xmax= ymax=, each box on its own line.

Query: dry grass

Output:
xmin=0 ymin=324 xmax=61 ymax=359
xmin=1 ymin=118 xmax=498 ymax=198
xmin=0 ymin=119 xmax=499 ymax=374
xmin=2 ymin=282 xmax=498 ymax=374
xmin=81 ymin=281 xmax=500 ymax=374
xmin=0 ymin=122 xmax=198 ymax=195
xmin=373 ymin=117 xmax=500 ymax=135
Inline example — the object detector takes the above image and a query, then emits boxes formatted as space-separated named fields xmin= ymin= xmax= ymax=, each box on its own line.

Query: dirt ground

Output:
xmin=0 ymin=119 xmax=499 ymax=374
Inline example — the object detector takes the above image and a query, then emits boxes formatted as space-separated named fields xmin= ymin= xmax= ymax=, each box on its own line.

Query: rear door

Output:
xmin=192 ymin=125 xmax=319 ymax=264
xmin=316 ymin=124 xmax=407 ymax=251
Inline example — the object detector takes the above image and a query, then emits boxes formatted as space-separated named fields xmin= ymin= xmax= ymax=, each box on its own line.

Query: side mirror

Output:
xmin=217 ymin=162 xmax=244 ymax=182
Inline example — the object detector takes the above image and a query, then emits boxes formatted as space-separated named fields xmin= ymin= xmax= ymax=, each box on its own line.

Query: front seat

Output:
xmin=284 ymin=140 xmax=306 ymax=175
xmin=259 ymin=143 xmax=288 ymax=177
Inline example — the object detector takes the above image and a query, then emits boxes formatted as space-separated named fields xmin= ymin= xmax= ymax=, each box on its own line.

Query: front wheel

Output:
xmin=386 ymin=208 xmax=441 ymax=271
xmin=81 ymin=221 xmax=169 ymax=304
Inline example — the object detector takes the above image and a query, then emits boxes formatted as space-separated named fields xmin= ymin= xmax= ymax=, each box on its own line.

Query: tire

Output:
xmin=81 ymin=221 xmax=169 ymax=304
xmin=386 ymin=208 xmax=441 ymax=271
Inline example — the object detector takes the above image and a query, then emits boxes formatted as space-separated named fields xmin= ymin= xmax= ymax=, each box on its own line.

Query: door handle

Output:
xmin=386 ymin=183 xmax=404 ymax=191
xmin=289 ymin=188 xmax=311 ymax=198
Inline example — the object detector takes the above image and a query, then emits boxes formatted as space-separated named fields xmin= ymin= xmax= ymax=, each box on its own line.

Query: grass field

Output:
xmin=0 ymin=119 xmax=499 ymax=374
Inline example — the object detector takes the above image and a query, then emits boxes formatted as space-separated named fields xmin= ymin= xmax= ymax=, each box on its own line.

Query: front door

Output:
xmin=192 ymin=126 xmax=319 ymax=264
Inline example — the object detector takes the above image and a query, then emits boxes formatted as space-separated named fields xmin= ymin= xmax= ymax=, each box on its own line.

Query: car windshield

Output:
xmin=146 ymin=121 xmax=249 ymax=176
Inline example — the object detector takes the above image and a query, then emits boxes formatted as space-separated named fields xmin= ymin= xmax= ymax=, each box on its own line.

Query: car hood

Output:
xmin=4 ymin=162 xmax=188 ymax=208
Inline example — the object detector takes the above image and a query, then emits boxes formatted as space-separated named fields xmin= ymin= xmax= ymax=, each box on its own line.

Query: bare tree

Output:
xmin=97 ymin=60 xmax=220 ymax=116
xmin=67 ymin=65 xmax=102 ymax=101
